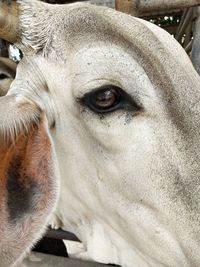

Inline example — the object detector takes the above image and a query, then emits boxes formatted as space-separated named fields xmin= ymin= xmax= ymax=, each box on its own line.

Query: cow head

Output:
xmin=1 ymin=1 xmax=200 ymax=267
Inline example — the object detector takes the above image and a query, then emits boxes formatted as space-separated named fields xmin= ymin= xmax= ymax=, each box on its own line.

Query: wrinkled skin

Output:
xmin=1 ymin=1 xmax=200 ymax=267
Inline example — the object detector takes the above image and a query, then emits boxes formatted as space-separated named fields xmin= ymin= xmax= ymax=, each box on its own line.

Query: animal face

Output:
xmin=1 ymin=1 xmax=200 ymax=267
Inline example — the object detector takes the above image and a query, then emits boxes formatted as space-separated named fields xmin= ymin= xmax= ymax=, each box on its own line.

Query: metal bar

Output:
xmin=184 ymin=18 xmax=193 ymax=47
xmin=185 ymin=39 xmax=193 ymax=53
xmin=46 ymin=228 xmax=81 ymax=242
xmin=176 ymin=7 xmax=194 ymax=42
xmin=176 ymin=8 xmax=189 ymax=37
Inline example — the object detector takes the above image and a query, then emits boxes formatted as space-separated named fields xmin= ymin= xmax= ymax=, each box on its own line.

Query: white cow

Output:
xmin=1 ymin=1 xmax=200 ymax=267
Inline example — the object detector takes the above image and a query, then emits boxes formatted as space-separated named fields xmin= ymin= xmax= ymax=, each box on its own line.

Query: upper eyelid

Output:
xmin=74 ymin=79 xmax=123 ymax=99
xmin=79 ymin=85 xmax=121 ymax=101
xmin=76 ymin=84 xmax=114 ymax=102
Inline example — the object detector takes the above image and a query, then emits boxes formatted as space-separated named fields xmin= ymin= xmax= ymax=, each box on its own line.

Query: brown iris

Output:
xmin=90 ymin=88 xmax=121 ymax=111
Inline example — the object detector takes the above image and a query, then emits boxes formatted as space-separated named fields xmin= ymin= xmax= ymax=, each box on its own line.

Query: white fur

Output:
xmin=2 ymin=1 xmax=200 ymax=267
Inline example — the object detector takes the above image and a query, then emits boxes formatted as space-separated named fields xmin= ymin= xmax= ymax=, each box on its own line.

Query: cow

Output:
xmin=1 ymin=1 xmax=200 ymax=267
xmin=0 ymin=57 xmax=16 ymax=97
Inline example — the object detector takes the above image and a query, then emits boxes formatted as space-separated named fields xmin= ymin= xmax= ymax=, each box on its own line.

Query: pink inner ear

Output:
xmin=0 ymin=117 xmax=58 ymax=266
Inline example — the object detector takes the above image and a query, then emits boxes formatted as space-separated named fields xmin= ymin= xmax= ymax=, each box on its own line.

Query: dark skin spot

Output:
xmin=6 ymin=156 xmax=39 ymax=223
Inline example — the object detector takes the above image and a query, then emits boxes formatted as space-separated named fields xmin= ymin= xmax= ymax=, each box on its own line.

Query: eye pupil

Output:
xmin=92 ymin=89 xmax=120 ymax=110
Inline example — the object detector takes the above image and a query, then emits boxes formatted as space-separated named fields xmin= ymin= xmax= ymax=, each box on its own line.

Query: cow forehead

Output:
xmin=15 ymin=1 xmax=200 ymax=138
xmin=18 ymin=2 xmax=175 ymax=57
xmin=19 ymin=2 xmax=199 ymax=98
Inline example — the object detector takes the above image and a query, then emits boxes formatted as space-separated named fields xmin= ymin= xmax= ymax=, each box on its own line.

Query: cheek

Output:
xmin=91 ymin=123 xmax=164 ymax=193
xmin=80 ymin=113 xmax=134 ymax=151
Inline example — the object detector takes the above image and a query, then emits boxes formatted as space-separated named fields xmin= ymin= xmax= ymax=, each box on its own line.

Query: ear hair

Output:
xmin=0 ymin=95 xmax=42 ymax=145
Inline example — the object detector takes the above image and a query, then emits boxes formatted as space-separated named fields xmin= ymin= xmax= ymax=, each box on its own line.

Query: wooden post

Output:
xmin=115 ymin=0 xmax=139 ymax=16
xmin=116 ymin=0 xmax=200 ymax=16
xmin=0 ymin=39 xmax=8 ymax=57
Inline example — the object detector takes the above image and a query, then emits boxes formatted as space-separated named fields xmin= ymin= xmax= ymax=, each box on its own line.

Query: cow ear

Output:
xmin=0 ymin=114 xmax=58 ymax=265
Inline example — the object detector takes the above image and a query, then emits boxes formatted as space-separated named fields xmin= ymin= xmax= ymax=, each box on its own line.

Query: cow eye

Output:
xmin=0 ymin=74 xmax=8 ymax=80
xmin=81 ymin=85 xmax=141 ymax=114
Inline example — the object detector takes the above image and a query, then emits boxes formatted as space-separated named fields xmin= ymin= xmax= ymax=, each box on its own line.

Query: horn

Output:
xmin=0 ymin=1 xmax=20 ymax=43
